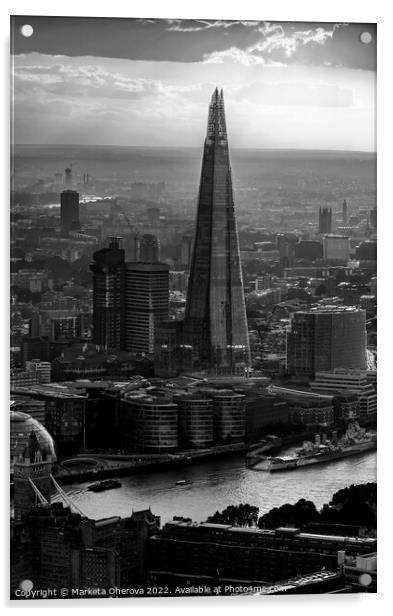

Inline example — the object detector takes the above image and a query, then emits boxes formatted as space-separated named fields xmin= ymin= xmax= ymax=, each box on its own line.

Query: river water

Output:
xmin=57 ymin=451 xmax=376 ymax=524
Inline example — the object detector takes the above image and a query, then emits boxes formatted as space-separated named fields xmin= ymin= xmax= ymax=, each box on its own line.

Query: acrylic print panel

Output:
xmin=10 ymin=15 xmax=377 ymax=599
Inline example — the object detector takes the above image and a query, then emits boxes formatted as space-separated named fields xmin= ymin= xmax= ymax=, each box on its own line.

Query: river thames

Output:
xmin=56 ymin=450 xmax=376 ymax=524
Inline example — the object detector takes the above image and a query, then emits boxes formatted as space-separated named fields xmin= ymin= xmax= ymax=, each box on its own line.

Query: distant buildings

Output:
xmin=180 ymin=233 xmax=194 ymax=268
xmin=342 ymin=200 xmax=348 ymax=224
xmin=139 ymin=233 xmax=160 ymax=263
xmin=323 ymin=235 xmax=350 ymax=263
xmin=60 ymin=190 xmax=80 ymax=233
xmin=287 ymin=306 xmax=367 ymax=379
xmin=319 ymin=208 xmax=332 ymax=234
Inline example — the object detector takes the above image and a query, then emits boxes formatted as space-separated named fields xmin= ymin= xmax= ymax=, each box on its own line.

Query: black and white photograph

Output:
xmin=9 ymin=10 xmax=377 ymax=600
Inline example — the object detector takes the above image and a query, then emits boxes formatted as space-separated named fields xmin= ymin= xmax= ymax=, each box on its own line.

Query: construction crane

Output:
xmin=121 ymin=210 xmax=136 ymax=235
xmin=255 ymin=304 xmax=280 ymax=344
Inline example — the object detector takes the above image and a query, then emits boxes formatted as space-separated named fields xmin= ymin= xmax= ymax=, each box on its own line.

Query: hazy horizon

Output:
xmin=12 ymin=143 xmax=376 ymax=154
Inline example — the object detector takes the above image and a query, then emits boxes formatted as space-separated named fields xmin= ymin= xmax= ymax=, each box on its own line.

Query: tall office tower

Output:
xmin=60 ymin=190 xmax=80 ymax=233
xmin=64 ymin=166 xmax=73 ymax=189
xmin=124 ymin=263 xmax=169 ymax=354
xmin=147 ymin=206 xmax=160 ymax=226
xmin=184 ymin=88 xmax=250 ymax=376
xmin=139 ymin=234 xmax=160 ymax=263
xmin=90 ymin=237 xmax=125 ymax=350
xmin=180 ymin=233 xmax=194 ymax=268
xmin=369 ymin=206 xmax=377 ymax=230
xmin=342 ymin=199 xmax=348 ymax=223
xmin=133 ymin=233 xmax=141 ymax=261
xmin=318 ymin=207 xmax=332 ymax=234
xmin=287 ymin=306 xmax=367 ymax=379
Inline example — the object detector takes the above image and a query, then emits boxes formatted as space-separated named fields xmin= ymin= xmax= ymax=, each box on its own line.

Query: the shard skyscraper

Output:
xmin=184 ymin=88 xmax=251 ymax=376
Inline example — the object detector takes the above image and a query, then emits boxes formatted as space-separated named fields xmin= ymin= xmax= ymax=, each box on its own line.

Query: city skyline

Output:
xmin=11 ymin=17 xmax=375 ymax=151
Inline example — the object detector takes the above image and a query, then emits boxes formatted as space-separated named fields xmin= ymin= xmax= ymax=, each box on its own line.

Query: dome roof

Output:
xmin=10 ymin=411 xmax=56 ymax=473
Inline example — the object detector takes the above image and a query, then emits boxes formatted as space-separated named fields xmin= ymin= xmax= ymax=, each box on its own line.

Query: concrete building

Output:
xmin=147 ymin=521 xmax=376 ymax=589
xmin=124 ymin=263 xmax=169 ymax=355
xmin=11 ymin=503 xmax=160 ymax=595
xmin=310 ymin=369 xmax=377 ymax=424
xmin=323 ymin=235 xmax=350 ymax=263
xmin=287 ymin=307 xmax=367 ymax=379
xmin=25 ymin=359 xmax=52 ymax=384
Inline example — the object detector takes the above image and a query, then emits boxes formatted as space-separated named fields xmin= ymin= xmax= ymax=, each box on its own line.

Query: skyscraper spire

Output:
xmin=184 ymin=88 xmax=250 ymax=375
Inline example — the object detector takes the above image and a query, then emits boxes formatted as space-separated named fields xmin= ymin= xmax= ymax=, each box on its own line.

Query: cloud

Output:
xmin=13 ymin=63 xmax=197 ymax=101
xmin=166 ymin=19 xmax=260 ymax=32
xmin=204 ymin=47 xmax=287 ymax=67
xmin=203 ymin=23 xmax=346 ymax=66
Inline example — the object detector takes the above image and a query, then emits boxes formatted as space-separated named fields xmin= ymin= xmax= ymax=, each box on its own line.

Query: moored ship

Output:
xmin=88 ymin=479 xmax=122 ymax=492
xmin=252 ymin=423 xmax=376 ymax=472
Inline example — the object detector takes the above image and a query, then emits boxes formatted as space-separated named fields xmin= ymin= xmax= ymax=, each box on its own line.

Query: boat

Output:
xmin=252 ymin=423 xmax=376 ymax=472
xmin=175 ymin=479 xmax=193 ymax=486
xmin=88 ymin=479 xmax=122 ymax=492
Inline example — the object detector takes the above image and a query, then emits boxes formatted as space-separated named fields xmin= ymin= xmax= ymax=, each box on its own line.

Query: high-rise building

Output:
xmin=90 ymin=237 xmax=125 ymax=350
xmin=287 ymin=306 xmax=367 ymax=379
xmin=180 ymin=233 xmax=194 ymax=268
xmin=64 ymin=166 xmax=73 ymax=189
xmin=124 ymin=263 xmax=169 ymax=354
xmin=342 ymin=199 xmax=348 ymax=223
xmin=318 ymin=208 xmax=332 ymax=234
xmin=184 ymin=89 xmax=250 ymax=376
xmin=60 ymin=190 xmax=80 ymax=233
xmin=323 ymin=234 xmax=350 ymax=263
xmin=139 ymin=234 xmax=160 ymax=263
xmin=147 ymin=206 xmax=160 ymax=226
xmin=369 ymin=207 xmax=377 ymax=230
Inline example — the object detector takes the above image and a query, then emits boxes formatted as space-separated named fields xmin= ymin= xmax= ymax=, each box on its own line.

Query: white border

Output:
xmin=2 ymin=1 xmax=390 ymax=614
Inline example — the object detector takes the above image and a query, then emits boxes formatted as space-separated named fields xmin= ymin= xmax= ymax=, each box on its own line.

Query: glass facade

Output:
xmin=10 ymin=410 xmax=56 ymax=474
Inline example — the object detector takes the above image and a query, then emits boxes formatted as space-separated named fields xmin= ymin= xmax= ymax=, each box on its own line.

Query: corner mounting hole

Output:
xmin=20 ymin=24 xmax=34 ymax=38
xmin=360 ymin=31 xmax=372 ymax=44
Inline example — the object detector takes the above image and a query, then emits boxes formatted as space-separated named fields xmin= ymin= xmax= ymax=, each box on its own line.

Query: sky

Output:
xmin=10 ymin=17 xmax=376 ymax=150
